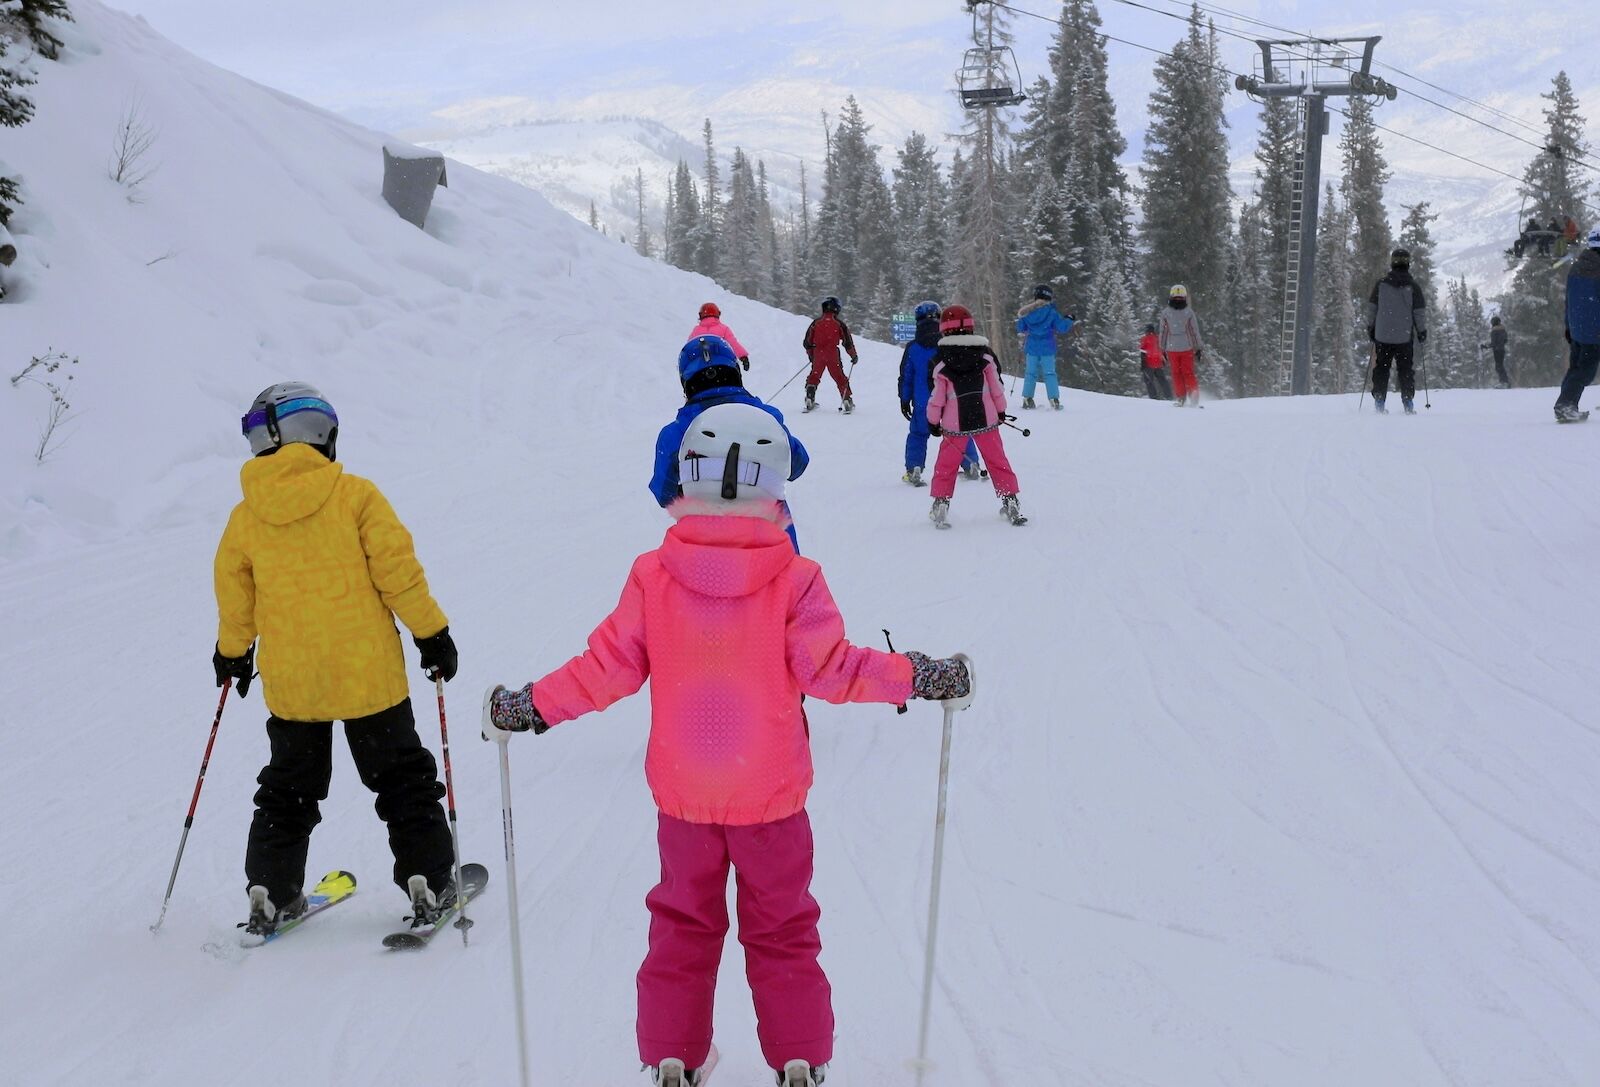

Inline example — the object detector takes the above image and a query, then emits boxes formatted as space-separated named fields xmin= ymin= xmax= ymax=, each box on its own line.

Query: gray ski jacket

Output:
xmin=1158 ymin=305 xmax=1203 ymax=354
xmin=1367 ymin=270 xmax=1427 ymax=345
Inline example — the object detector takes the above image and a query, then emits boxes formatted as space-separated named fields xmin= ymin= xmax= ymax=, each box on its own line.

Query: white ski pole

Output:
xmin=913 ymin=654 xmax=975 ymax=1087
xmin=483 ymin=689 xmax=532 ymax=1087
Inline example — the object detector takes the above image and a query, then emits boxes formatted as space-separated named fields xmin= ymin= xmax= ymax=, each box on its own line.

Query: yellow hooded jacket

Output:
xmin=214 ymin=443 xmax=448 ymax=722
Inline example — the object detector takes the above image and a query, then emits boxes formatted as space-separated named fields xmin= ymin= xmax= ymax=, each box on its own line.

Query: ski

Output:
xmin=382 ymin=862 xmax=490 ymax=950
xmin=240 ymin=869 xmax=357 ymax=948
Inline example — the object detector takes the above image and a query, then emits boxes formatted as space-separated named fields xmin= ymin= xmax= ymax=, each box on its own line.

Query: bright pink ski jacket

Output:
xmin=530 ymin=512 xmax=913 ymax=825
xmin=688 ymin=317 xmax=749 ymax=360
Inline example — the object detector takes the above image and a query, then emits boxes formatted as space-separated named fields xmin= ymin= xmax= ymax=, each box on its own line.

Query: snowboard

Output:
xmin=382 ymin=862 xmax=490 ymax=950
xmin=239 ymin=869 xmax=357 ymax=948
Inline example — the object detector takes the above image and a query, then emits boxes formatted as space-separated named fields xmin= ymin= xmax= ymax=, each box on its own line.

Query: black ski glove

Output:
xmin=929 ymin=423 xmax=944 ymax=438
xmin=486 ymin=684 xmax=549 ymax=736
xmin=905 ymin=651 xmax=971 ymax=701
xmin=740 ymin=355 xmax=750 ymax=371
xmin=1416 ymin=329 xmax=1428 ymax=344
xmin=1565 ymin=326 xmax=1573 ymax=344
xmin=1367 ymin=325 xmax=1376 ymax=342
xmin=900 ymin=400 xmax=913 ymax=421
xmin=213 ymin=643 xmax=255 ymax=698
xmin=414 ymin=626 xmax=458 ymax=682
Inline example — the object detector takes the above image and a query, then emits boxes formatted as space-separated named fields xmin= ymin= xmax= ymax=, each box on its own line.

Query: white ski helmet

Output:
xmin=241 ymin=382 xmax=338 ymax=456
xmin=677 ymin=402 xmax=791 ymax=502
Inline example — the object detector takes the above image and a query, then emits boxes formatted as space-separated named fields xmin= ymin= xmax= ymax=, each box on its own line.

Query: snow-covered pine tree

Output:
xmin=1075 ymin=220 xmax=1143 ymax=395
xmin=1138 ymin=7 xmax=1234 ymax=353
xmin=1500 ymin=72 xmax=1594 ymax=387
xmin=757 ymin=160 xmax=784 ymax=309
xmin=893 ymin=133 xmax=948 ymax=302
xmin=813 ymin=96 xmax=894 ymax=319
xmin=1396 ymin=201 xmax=1437 ymax=310
xmin=1338 ymin=95 xmax=1393 ymax=302
xmin=661 ymin=175 xmax=676 ymax=260
xmin=1223 ymin=201 xmax=1277 ymax=395
xmin=587 ymin=200 xmax=600 ymax=231
xmin=3 ymin=0 xmax=72 ymax=61
xmin=721 ymin=148 xmax=756 ymax=299
xmin=0 ymin=27 xmax=38 ymax=226
xmin=632 ymin=169 xmax=654 ymax=259
xmin=1251 ymin=95 xmax=1300 ymax=390
xmin=696 ymin=119 xmax=721 ymax=279
xmin=792 ymin=159 xmax=818 ymax=312
xmin=1311 ymin=186 xmax=1359 ymax=394
xmin=665 ymin=160 xmax=702 ymax=272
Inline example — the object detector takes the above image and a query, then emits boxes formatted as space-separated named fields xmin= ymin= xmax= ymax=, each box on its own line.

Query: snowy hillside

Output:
xmin=6 ymin=5 xmax=1600 ymax=1087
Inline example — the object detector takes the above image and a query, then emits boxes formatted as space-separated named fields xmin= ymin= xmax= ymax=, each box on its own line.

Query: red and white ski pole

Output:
xmin=151 ymin=680 xmax=231 ymax=933
xmin=432 ymin=672 xmax=472 ymax=946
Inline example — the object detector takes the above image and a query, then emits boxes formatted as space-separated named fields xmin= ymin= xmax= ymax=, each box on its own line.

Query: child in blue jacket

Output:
xmin=651 ymin=335 xmax=809 ymax=549
xmin=1015 ymin=284 xmax=1075 ymax=410
xmin=898 ymin=302 xmax=979 ymax=486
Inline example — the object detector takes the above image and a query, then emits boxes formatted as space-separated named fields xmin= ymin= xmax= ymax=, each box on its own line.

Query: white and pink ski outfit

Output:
xmin=688 ymin=316 xmax=749 ymax=361
xmin=527 ymin=506 xmax=912 ymax=1072
xmin=926 ymin=333 xmax=1020 ymax=500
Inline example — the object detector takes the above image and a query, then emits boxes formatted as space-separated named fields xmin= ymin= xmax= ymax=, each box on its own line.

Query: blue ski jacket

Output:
xmin=1567 ymin=249 xmax=1600 ymax=346
xmin=1015 ymin=300 xmax=1075 ymax=355
xmin=649 ymin=386 xmax=809 ymax=508
xmin=898 ymin=317 xmax=943 ymax=409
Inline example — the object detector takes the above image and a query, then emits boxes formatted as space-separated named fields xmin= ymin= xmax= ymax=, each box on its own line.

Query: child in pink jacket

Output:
xmin=484 ymin=402 xmax=971 ymax=1087
xmin=926 ymin=304 xmax=1025 ymax=528
xmin=688 ymin=301 xmax=750 ymax=371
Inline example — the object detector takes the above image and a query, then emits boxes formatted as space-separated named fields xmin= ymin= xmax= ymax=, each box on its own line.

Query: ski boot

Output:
xmin=803 ymin=385 xmax=818 ymax=413
xmin=1021 ymin=397 xmax=1036 ymax=410
xmin=902 ymin=466 xmax=926 ymax=487
xmin=1372 ymin=396 xmax=1388 ymax=415
xmin=841 ymin=396 xmax=855 ymax=414
xmin=1185 ymin=391 xmax=1201 ymax=407
xmin=403 ymin=874 xmax=460 ymax=929
xmin=776 ymin=1060 xmax=827 ymax=1085
xmin=1402 ymin=397 xmax=1416 ymax=415
xmin=1555 ymin=404 xmax=1590 ymax=424
xmin=962 ymin=461 xmax=981 ymax=481
xmin=1000 ymin=494 xmax=1028 ymax=526
xmin=652 ymin=1054 xmax=716 ymax=1086
xmin=1050 ymin=398 xmax=1062 ymax=410
xmin=929 ymin=497 xmax=951 ymax=530
xmin=241 ymin=885 xmax=307 ymax=939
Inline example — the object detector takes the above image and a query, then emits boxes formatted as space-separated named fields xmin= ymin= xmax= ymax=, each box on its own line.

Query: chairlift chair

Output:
xmin=957 ymin=0 xmax=1027 ymax=110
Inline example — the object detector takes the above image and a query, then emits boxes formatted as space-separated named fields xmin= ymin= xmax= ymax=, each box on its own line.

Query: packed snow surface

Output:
xmin=4 ymin=5 xmax=1600 ymax=1085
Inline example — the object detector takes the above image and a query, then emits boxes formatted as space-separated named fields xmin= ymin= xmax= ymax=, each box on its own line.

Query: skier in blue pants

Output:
xmin=1014 ymin=284 xmax=1075 ymax=410
xmin=650 ymin=335 xmax=809 ymax=550
xmin=899 ymin=301 xmax=979 ymax=486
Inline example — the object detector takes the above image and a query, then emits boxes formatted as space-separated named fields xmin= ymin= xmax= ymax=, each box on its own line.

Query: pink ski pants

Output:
xmin=636 ymin=810 xmax=834 ymax=1072
xmin=930 ymin=429 xmax=1019 ymax=500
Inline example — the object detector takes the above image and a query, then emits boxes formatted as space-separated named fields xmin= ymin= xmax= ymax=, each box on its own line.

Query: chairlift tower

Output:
xmin=1237 ymin=38 xmax=1397 ymax=395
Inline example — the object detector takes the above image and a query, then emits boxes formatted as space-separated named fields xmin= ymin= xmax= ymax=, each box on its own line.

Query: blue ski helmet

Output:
xmin=914 ymin=300 xmax=941 ymax=320
xmin=677 ymin=335 xmax=743 ymax=397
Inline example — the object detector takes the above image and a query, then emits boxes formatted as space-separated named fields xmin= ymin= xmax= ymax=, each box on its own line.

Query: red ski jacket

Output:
xmin=1139 ymin=332 xmax=1164 ymax=369
xmin=803 ymin=314 xmax=858 ymax=365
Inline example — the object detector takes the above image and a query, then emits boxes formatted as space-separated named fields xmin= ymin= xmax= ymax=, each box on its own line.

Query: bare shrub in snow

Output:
xmin=108 ymin=98 xmax=157 ymax=198
xmin=9 ymin=348 xmax=77 ymax=462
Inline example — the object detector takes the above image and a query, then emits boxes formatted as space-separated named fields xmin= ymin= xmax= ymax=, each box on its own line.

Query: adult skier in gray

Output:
xmin=1488 ymin=316 xmax=1510 ymax=388
xmin=1366 ymin=249 xmax=1427 ymax=414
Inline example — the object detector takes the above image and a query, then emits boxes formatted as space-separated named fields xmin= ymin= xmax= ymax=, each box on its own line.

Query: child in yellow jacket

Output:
xmin=213 ymin=382 xmax=460 ymax=936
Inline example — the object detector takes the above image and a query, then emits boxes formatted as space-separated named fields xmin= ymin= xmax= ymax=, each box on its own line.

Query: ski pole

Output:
xmin=768 ymin=361 xmax=810 ymax=402
xmin=1421 ymin=347 xmax=1431 ymax=409
xmin=913 ymin=654 xmax=975 ymax=1087
xmin=151 ymin=680 xmax=231 ymax=933
xmin=432 ymin=672 xmax=472 ymax=946
xmin=1000 ymin=414 xmax=1031 ymax=437
xmin=484 ymin=691 xmax=532 ymax=1087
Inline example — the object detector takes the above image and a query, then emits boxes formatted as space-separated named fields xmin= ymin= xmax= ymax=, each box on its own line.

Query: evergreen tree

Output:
xmin=1138 ymin=8 xmax=1234 ymax=340
xmin=4 ymin=1 xmax=73 ymax=61
xmin=1228 ymin=201 xmax=1278 ymax=395
xmin=757 ymin=160 xmax=784 ymax=309
xmin=587 ymin=200 xmax=600 ymax=231
xmin=0 ymin=32 xmax=36 ymax=226
xmin=1502 ymin=73 xmax=1594 ymax=387
xmin=1075 ymin=221 xmax=1143 ymax=395
xmin=1396 ymin=201 xmax=1438 ymax=308
xmin=893 ymin=132 xmax=948 ymax=301
xmin=813 ymin=96 xmax=894 ymax=319
xmin=632 ymin=168 xmax=654 ymax=259
xmin=792 ymin=159 xmax=817 ymax=311
xmin=665 ymin=160 xmax=702 ymax=272
xmin=1338 ymin=94 xmax=1393 ymax=300
xmin=697 ymin=119 xmax=721 ymax=278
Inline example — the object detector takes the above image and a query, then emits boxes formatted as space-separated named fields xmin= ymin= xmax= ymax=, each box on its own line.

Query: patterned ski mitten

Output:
xmin=906 ymin=652 xmax=972 ymax=701
xmin=488 ymin=684 xmax=549 ymax=735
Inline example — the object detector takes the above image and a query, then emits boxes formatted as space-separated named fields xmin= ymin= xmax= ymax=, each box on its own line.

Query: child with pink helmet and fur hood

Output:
xmin=484 ymin=402 xmax=972 ymax=1087
xmin=926 ymin=303 xmax=1026 ymax=529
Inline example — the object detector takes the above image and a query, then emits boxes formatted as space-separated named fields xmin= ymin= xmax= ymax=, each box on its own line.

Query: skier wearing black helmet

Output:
xmin=1366 ymin=249 xmax=1428 ymax=414
xmin=801 ymin=296 xmax=859 ymax=413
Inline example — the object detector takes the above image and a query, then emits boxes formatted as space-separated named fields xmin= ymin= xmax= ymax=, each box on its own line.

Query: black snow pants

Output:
xmin=1493 ymin=347 xmax=1510 ymax=387
xmin=245 ymin=698 xmax=453 ymax=906
xmin=1372 ymin=342 xmax=1416 ymax=401
xmin=1555 ymin=341 xmax=1600 ymax=411
xmin=1142 ymin=367 xmax=1172 ymax=400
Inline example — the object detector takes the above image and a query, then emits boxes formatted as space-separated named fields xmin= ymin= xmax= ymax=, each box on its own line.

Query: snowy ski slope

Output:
xmin=4 ymin=5 xmax=1600 ymax=1085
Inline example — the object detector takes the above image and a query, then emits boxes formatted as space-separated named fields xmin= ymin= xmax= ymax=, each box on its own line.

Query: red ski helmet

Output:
xmin=939 ymin=304 xmax=975 ymax=335
xmin=698 ymin=301 xmax=721 ymax=320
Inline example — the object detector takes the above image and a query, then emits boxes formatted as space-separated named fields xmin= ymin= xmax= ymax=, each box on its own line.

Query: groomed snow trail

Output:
xmin=4 ymin=6 xmax=1600 ymax=1085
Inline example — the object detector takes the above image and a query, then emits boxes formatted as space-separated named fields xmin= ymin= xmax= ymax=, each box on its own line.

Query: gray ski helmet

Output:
xmin=241 ymin=382 xmax=338 ymax=456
